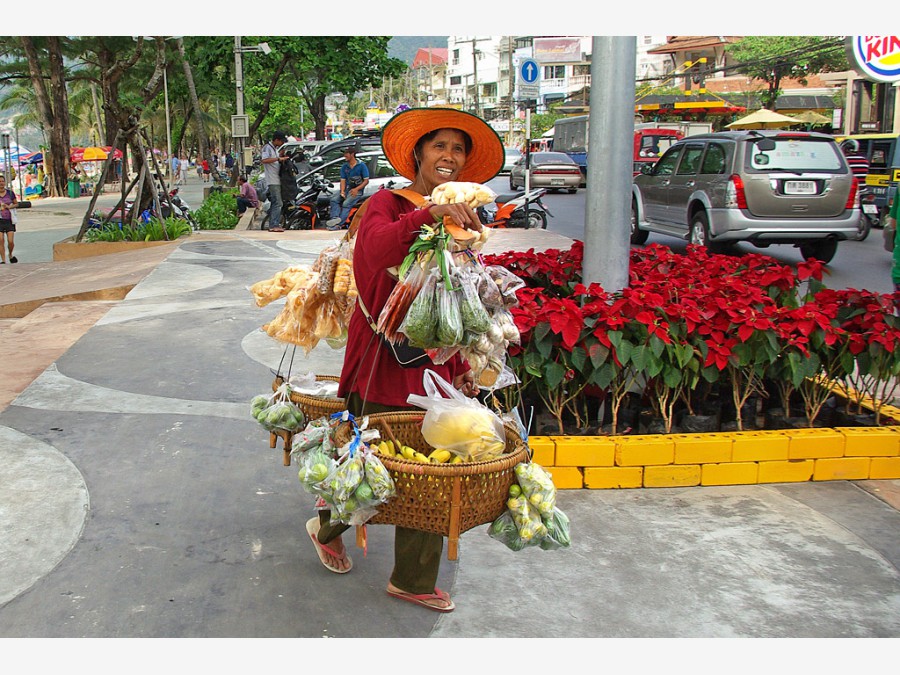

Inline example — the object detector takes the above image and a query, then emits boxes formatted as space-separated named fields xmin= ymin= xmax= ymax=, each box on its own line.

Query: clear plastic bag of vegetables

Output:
xmin=363 ymin=449 xmax=396 ymax=502
xmin=398 ymin=269 xmax=439 ymax=348
xmin=457 ymin=268 xmax=493 ymax=334
xmin=514 ymin=462 xmax=557 ymax=518
xmin=485 ymin=265 xmax=526 ymax=308
xmin=250 ymin=383 xmax=306 ymax=433
xmin=434 ymin=273 xmax=464 ymax=347
xmin=539 ymin=507 xmax=571 ymax=551
xmin=506 ymin=484 xmax=548 ymax=543
xmin=488 ymin=510 xmax=529 ymax=552
xmin=296 ymin=447 xmax=338 ymax=498
xmin=377 ymin=253 xmax=434 ymax=344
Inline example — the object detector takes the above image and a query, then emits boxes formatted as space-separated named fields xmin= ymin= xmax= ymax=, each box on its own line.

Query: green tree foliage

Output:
xmin=726 ymin=36 xmax=848 ymax=110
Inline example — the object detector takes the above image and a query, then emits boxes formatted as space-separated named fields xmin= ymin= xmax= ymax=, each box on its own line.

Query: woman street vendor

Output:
xmin=305 ymin=107 xmax=505 ymax=613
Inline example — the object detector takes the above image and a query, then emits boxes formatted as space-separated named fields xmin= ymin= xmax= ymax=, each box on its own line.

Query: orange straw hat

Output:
xmin=381 ymin=107 xmax=504 ymax=183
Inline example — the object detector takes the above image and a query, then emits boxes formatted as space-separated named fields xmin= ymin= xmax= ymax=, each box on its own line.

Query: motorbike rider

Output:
xmin=841 ymin=138 xmax=869 ymax=185
xmin=326 ymin=144 xmax=369 ymax=230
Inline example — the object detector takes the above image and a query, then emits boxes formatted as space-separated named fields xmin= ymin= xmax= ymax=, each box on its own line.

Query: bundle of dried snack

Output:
xmin=249 ymin=266 xmax=313 ymax=307
xmin=313 ymin=245 xmax=343 ymax=295
xmin=332 ymin=257 xmax=354 ymax=296
xmin=430 ymin=181 xmax=496 ymax=209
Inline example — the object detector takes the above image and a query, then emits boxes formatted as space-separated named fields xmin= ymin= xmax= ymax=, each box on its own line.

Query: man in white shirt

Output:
xmin=261 ymin=130 xmax=289 ymax=231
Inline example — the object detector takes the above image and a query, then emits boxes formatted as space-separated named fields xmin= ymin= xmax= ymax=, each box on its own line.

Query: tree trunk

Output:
xmin=90 ymin=83 xmax=105 ymax=145
xmin=20 ymin=36 xmax=71 ymax=198
xmin=177 ymin=38 xmax=208 ymax=167
xmin=312 ymin=94 xmax=327 ymax=140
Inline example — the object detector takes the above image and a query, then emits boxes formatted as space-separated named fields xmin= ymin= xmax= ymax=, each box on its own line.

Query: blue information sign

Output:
xmin=520 ymin=59 xmax=539 ymax=84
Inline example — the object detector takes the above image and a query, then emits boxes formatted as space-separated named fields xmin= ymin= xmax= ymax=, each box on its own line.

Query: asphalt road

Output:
xmin=483 ymin=175 xmax=895 ymax=296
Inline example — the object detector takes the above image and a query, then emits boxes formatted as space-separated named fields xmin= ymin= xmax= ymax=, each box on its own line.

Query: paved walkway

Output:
xmin=0 ymin=176 xmax=899 ymax=640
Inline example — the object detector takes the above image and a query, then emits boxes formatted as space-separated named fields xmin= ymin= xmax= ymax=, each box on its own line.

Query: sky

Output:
xmin=34 ymin=3 xmax=866 ymax=38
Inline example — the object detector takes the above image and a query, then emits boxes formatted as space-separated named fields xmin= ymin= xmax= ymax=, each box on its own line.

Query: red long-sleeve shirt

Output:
xmin=337 ymin=188 xmax=469 ymax=406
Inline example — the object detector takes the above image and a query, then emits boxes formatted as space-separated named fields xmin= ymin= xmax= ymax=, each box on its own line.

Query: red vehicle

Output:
xmin=633 ymin=128 xmax=684 ymax=175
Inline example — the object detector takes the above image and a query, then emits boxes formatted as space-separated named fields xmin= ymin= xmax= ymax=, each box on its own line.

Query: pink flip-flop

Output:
xmin=306 ymin=517 xmax=352 ymax=574
xmin=386 ymin=585 xmax=455 ymax=613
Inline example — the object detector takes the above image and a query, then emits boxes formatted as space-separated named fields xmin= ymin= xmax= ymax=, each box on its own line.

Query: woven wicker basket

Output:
xmin=272 ymin=375 xmax=345 ymax=421
xmin=270 ymin=375 xmax=346 ymax=465
xmin=338 ymin=410 xmax=529 ymax=560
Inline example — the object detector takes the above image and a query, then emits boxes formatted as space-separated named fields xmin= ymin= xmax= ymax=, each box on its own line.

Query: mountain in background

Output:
xmin=388 ymin=36 xmax=448 ymax=65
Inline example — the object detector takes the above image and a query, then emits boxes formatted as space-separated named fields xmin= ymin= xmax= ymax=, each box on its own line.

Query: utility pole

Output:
xmin=465 ymin=36 xmax=491 ymax=117
xmin=582 ymin=36 xmax=636 ymax=294
xmin=508 ymin=37 xmax=515 ymax=145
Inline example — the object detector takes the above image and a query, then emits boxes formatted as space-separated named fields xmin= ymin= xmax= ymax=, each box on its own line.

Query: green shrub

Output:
xmin=83 ymin=216 xmax=192 ymax=242
xmin=195 ymin=189 xmax=240 ymax=230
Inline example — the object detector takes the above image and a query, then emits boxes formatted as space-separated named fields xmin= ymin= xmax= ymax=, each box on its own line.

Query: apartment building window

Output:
xmin=543 ymin=65 xmax=565 ymax=79
xmin=573 ymin=64 xmax=590 ymax=76
xmin=452 ymin=49 xmax=459 ymax=66
xmin=450 ymin=75 xmax=462 ymax=86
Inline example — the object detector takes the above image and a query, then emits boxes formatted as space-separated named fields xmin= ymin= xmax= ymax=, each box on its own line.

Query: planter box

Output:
xmin=53 ymin=234 xmax=185 ymax=262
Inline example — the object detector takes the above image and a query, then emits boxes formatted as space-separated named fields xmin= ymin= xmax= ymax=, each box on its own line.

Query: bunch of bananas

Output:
xmin=373 ymin=439 xmax=463 ymax=464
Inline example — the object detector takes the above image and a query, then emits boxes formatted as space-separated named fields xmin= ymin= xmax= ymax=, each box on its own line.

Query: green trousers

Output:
xmin=315 ymin=392 xmax=444 ymax=594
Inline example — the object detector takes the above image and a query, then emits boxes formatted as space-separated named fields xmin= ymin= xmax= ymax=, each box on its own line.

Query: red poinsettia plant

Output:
xmin=483 ymin=242 xmax=900 ymax=435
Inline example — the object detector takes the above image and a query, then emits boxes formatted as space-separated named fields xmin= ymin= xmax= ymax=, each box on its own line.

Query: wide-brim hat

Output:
xmin=381 ymin=107 xmax=504 ymax=184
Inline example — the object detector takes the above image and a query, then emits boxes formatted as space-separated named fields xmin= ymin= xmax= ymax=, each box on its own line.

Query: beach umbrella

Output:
xmin=21 ymin=151 xmax=43 ymax=165
xmin=726 ymin=109 xmax=802 ymax=130
xmin=790 ymin=110 xmax=832 ymax=125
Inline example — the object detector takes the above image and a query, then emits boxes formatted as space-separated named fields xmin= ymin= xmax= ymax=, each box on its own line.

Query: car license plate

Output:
xmin=550 ymin=178 xmax=565 ymax=186
xmin=863 ymin=204 xmax=878 ymax=214
xmin=784 ymin=180 xmax=816 ymax=195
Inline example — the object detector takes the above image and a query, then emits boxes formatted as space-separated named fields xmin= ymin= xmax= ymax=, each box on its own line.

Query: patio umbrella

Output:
xmin=21 ymin=151 xmax=43 ymax=165
xmin=726 ymin=109 xmax=802 ymax=130
xmin=790 ymin=110 xmax=832 ymax=125
xmin=81 ymin=146 xmax=109 ymax=161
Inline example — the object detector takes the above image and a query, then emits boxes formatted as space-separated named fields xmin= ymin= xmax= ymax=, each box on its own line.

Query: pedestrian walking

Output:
xmin=0 ymin=175 xmax=20 ymax=264
xmin=306 ymin=107 xmax=503 ymax=613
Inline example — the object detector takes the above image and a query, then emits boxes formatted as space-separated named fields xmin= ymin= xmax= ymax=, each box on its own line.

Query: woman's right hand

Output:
xmin=429 ymin=202 xmax=482 ymax=232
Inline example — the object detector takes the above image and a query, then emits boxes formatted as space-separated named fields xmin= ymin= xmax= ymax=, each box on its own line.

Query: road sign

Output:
xmin=520 ymin=59 xmax=539 ymax=84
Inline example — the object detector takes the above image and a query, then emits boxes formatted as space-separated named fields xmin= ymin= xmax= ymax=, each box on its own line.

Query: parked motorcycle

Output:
xmin=283 ymin=174 xmax=334 ymax=230
xmin=90 ymin=188 xmax=197 ymax=231
xmin=856 ymin=186 xmax=878 ymax=241
xmin=478 ymin=187 xmax=552 ymax=229
xmin=164 ymin=188 xmax=198 ymax=231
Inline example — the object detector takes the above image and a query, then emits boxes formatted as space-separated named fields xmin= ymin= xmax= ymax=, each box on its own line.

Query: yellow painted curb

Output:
xmin=543 ymin=419 xmax=900 ymax=489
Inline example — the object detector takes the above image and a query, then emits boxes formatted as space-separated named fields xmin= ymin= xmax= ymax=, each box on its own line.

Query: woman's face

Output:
xmin=0 ymin=177 xmax=6 ymax=190
xmin=416 ymin=129 xmax=468 ymax=191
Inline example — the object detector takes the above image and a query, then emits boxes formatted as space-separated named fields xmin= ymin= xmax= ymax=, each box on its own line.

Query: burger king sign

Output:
xmin=847 ymin=36 xmax=900 ymax=82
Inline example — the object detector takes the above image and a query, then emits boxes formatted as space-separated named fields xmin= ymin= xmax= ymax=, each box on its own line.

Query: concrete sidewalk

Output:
xmin=0 ymin=185 xmax=899 ymax=638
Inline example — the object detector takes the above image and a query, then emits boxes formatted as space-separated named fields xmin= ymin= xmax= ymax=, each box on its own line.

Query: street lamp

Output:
xmin=233 ymin=38 xmax=272 ymax=173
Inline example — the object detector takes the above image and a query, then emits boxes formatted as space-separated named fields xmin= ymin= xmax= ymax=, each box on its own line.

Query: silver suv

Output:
xmin=631 ymin=130 xmax=861 ymax=263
